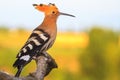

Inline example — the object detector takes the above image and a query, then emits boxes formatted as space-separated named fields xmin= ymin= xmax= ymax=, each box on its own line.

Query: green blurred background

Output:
xmin=0 ymin=26 xmax=120 ymax=80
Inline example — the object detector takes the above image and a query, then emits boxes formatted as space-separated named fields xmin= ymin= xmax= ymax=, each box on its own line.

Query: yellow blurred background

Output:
xmin=0 ymin=26 xmax=120 ymax=80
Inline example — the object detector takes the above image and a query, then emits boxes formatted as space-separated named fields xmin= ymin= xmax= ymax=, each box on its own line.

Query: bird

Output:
xmin=13 ymin=3 xmax=75 ymax=77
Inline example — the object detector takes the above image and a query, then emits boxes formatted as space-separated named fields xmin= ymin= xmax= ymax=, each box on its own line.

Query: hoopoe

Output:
xmin=13 ymin=3 xmax=75 ymax=77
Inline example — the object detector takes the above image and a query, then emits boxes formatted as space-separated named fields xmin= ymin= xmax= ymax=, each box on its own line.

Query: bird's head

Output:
xmin=33 ymin=3 xmax=75 ymax=17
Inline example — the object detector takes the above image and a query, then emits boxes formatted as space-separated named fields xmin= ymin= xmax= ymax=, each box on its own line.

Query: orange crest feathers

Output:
xmin=33 ymin=3 xmax=59 ymax=15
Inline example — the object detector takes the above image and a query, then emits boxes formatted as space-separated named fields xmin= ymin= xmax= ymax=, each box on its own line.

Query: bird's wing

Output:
xmin=13 ymin=29 xmax=50 ymax=77
xmin=16 ymin=29 xmax=50 ymax=59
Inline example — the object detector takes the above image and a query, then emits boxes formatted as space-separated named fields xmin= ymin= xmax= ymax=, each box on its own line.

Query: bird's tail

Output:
xmin=14 ymin=66 xmax=23 ymax=77
xmin=13 ymin=58 xmax=31 ymax=77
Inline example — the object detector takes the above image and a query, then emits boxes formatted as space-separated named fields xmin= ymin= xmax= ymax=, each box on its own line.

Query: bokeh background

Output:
xmin=0 ymin=0 xmax=120 ymax=80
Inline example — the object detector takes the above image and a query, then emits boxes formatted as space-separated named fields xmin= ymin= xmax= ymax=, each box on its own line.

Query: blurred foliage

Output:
xmin=16 ymin=27 xmax=27 ymax=33
xmin=0 ymin=26 xmax=9 ymax=33
xmin=80 ymin=27 xmax=120 ymax=80
xmin=0 ymin=26 xmax=120 ymax=80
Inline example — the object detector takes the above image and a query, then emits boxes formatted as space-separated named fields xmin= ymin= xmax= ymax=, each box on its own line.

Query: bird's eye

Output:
xmin=52 ymin=11 xmax=55 ymax=14
xmin=39 ymin=4 xmax=43 ymax=6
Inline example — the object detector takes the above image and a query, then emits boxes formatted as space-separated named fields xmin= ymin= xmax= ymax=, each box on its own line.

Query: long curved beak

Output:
xmin=60 ymin=12 xmax=75 ymax=17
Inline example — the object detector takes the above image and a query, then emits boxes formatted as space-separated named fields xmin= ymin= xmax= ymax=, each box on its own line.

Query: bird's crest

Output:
xmin=33 ymin=3 xmax=59 ymax=15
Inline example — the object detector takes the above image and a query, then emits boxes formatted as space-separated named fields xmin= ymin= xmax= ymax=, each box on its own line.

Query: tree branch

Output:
xmin=0 ymin=52 xmax=58 ymax=80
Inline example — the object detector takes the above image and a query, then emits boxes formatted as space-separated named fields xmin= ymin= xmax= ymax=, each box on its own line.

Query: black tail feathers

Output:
xmin=13 ymin=59 xmax=24 ymax=77
xmin=13 ymin=58 xmax=31 ymax=77
xmin=15 ymin=66 xmax=23 ymax=77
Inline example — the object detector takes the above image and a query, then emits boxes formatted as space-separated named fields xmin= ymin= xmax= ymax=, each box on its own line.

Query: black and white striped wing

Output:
xmin=13 ymin=29 xmax=50 ymax=68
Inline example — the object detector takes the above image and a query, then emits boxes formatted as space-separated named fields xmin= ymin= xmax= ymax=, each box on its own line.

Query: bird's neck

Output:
xmin=43 ymin=15 xmax=58 ymax=25
xmin=38 ymin=15 xmax=58 ymax=36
